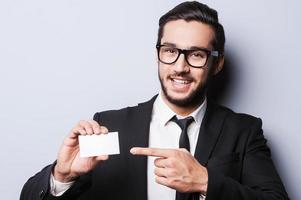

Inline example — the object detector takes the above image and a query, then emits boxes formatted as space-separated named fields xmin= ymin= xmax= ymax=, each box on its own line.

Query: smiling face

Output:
xmin=158 ymin=19 xmax=219 ymax=114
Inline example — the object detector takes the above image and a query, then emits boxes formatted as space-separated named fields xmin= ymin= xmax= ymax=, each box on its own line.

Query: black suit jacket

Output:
xmin=20 ymin=96 xmax=289 ymax=200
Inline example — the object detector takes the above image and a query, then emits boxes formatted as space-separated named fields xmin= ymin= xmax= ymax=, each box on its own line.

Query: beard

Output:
xmin=159 ymin=71 xmax=209 ymax=108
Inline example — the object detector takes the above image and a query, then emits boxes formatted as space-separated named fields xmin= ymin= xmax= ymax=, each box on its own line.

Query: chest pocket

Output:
xmin=207 ymin=153 xmax=241 ymax=180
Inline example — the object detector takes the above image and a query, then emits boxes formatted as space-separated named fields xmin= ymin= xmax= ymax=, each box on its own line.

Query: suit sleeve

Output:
xmin=20 ymin=164 xmax=54 ymax=200
xmin=205 ymin=118 xmax=289 ymax=200
xmin=20 ymin=113 xmax=103 ymax=200
xmin=20 ymin=162 xmax=92 ymax=200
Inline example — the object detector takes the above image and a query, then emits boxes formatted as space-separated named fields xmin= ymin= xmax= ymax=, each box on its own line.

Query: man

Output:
xmin=20 ymin=1 xmax=289 ymax=200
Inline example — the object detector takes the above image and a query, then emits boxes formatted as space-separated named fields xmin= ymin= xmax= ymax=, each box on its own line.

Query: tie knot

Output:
xmin=171 ymin=116 xmax=194 ymax=131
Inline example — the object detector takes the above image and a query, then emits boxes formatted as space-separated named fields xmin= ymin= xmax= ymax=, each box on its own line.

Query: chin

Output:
xmin=164 ymin=90 xmax=205 ymax=107
xmin=159 ymin=73 xmax=208 ymax=107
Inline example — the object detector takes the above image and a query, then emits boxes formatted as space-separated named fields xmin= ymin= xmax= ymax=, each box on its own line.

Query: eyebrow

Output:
xmin=161 ymin=42 xmax=177 ymax=47
xmin=161 ymin=42 xmax=211 ymax=50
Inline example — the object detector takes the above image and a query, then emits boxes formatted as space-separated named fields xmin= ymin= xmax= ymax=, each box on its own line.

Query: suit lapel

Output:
xmin=180 ymin=102 xmax=229 ymax=200
xmin=194 ymin=101 xmax=229 ymax=166
xmin=125 ymin=97 xmax=228 ymax=200
xmin=126 ymin=95 xmax=157 ymax=200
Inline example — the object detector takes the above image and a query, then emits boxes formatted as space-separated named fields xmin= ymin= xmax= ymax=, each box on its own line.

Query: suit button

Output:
xmin=39 ymin=190 xmax=45 ymax=199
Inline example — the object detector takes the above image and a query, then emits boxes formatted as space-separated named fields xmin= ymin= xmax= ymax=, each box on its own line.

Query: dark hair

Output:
xmin=157 ymin=1 xmax=225 ymax=54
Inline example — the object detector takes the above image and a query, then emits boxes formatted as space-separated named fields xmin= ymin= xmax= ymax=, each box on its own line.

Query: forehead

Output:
xmin=161 ymin=19 xmax=215 ymax=49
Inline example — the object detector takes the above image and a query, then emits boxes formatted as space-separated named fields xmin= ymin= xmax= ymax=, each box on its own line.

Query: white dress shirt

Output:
xmin=147 ymin=93 xmax=207 ymax=200
xmin=50 ymin=93 xmax=207 ymax=200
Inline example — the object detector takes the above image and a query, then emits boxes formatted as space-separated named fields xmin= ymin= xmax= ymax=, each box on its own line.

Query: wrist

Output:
xmin=196 ymin=167 xmax=208 ymax=194
xmin=53 ymin=165 xmax=77 ymax=183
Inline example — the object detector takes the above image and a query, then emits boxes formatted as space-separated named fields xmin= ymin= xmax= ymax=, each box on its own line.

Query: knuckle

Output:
xmin=174 ymin=150 xmax=181 ymax=157
xmin=167 ymin=169 xmax=177 ymax=177
xmin=148 ymin=149 xmax=154 ymax=155
xmin=100 ymin=126 xmax=108 ymax=132
xmin=72 ymin=127 xmax=82 ymax=134
xmin=154 ymin=158 xmax=162 ymax=166
xmin=155 ymin=176 xmax=161 ymax=183
xmin=166 ymin=159 xmax=175 ymax=168
xmin=180 ymin=148 xmax=188 ymax=153
xmin=77 ymin=128 xmax=85 ymax=133
xmin=182 ymin=186 xmax=190 ymax=193
xmin=71 ymin=127 xmax=77 ymax=132
xmin=166 ymin=178 xmax=174 ymax=186
xmin=89 ymin=120 xmax=99 ymax=126
xmin=93 ymin=124 xmax=101 ymax=130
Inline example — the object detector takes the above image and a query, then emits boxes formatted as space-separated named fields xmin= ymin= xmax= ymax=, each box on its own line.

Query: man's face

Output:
xmin=158 ymin=19 xmax=216 ymax=107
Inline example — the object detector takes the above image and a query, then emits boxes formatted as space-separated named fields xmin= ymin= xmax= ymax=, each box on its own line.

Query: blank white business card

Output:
xmin=78 ymin=132 xmax=120 ymax=157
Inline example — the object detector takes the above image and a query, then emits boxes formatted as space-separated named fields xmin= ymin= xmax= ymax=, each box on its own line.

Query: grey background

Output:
xmin=0 ymin=0 xmax=300 ymax=199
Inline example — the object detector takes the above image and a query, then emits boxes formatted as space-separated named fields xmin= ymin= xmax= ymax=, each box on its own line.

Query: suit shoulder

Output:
xmin=93 ymin=95 xmax=157 ymax=123
xmin=214 ymin=104 xmax=262 ymax=126
xmin=93 ymin=104 xmax=138 ymax=121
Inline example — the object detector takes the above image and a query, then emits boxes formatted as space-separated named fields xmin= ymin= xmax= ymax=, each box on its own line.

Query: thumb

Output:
xmin=96 ymin=155 xmax=109 ymax=161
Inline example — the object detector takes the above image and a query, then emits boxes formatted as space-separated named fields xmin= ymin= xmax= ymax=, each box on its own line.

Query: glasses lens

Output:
xmin=187 ymin=50 xmax=208 ymax=67
xmin=159 ymin=46 xmax=179 ymax=64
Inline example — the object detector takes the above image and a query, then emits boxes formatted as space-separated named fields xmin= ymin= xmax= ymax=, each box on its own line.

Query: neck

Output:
xmin=161 ymin=94 xmax=205 ymax=116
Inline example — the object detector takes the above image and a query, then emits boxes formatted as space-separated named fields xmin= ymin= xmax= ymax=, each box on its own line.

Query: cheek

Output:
xmin=158 ymin=64 xmax=170 ymax=79
xmin=192 ymin=69 xmax=209 ymax=83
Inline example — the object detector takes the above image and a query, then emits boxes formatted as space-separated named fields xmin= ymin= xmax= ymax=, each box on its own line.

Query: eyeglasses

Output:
xmin=156 ymin=44 xmax=219 ymax=68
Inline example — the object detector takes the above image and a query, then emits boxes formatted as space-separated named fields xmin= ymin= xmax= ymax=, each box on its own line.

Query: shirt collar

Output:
xmin=152 ymin=92 xmax=207 ymax=126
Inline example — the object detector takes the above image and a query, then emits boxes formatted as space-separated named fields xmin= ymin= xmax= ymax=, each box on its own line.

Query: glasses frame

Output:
xmin=156 ymin=44 xmax=219 ymax=68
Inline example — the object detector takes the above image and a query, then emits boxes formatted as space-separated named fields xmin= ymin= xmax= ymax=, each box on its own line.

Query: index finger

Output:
xmin=88 ymin=120 xmax=109 ymax=135
xmin=130 ymin=147 xmax=176 ymax=158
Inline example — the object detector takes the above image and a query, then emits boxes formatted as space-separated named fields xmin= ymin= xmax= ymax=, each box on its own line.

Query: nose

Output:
xmin=173 ymin=53 xmax=190 ymax=73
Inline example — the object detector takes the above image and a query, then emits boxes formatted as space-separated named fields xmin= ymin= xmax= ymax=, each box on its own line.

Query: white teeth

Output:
xmin=173 ymin=79 xmax=189 ymax=84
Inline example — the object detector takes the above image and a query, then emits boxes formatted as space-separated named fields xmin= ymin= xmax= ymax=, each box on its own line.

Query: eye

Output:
xmin=190 ymin=50 xmax=206 ymax=59
xmin=162 ymin=47 xmax=177 ymax=54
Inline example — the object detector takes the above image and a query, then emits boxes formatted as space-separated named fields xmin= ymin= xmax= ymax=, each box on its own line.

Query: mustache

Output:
xmin=169 ymin=72 xmax=194 ymax=81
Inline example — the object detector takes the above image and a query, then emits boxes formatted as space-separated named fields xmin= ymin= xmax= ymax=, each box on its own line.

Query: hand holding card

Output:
xmin=79 ymin=132 xmax=120 ymax=157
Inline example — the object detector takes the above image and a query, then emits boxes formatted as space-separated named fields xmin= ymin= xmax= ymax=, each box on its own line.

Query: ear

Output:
xmin=213 ymin=56 xmax=224 ymax=75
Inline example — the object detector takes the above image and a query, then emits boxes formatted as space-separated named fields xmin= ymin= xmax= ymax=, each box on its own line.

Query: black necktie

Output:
xmin=172 ymin=116 xmax=194 ymax=152
xmin=171 ymin=116 xmax=195 ymax=200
